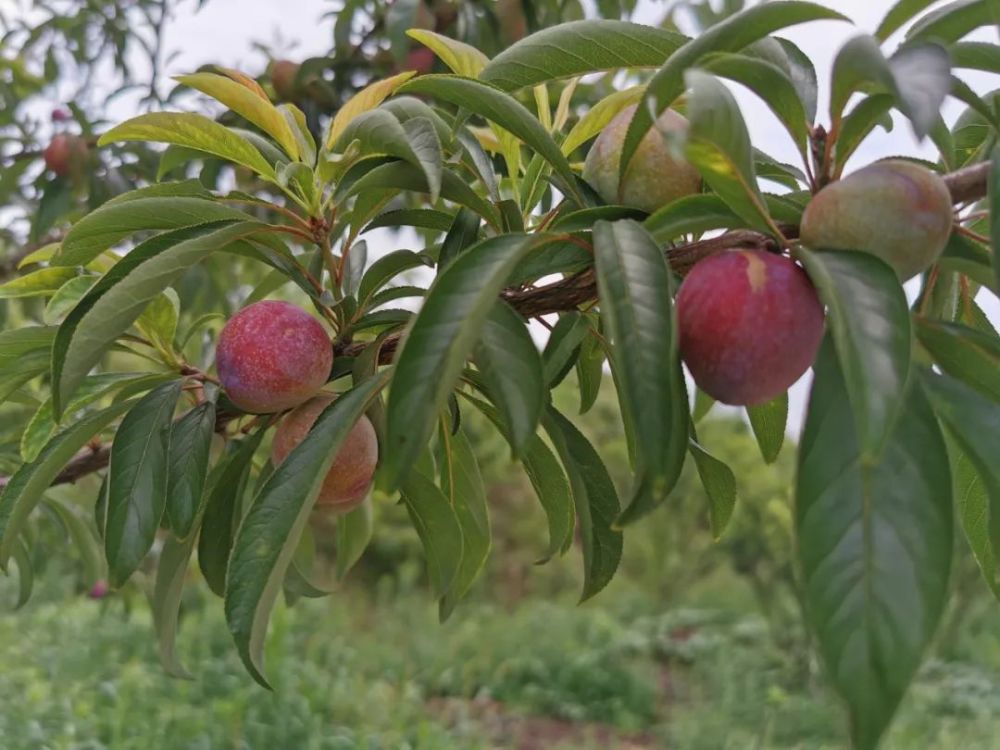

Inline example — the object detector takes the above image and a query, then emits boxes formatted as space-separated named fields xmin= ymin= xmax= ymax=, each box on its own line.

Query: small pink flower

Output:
xmin=88 ymin=580 xmax=109 ymax=599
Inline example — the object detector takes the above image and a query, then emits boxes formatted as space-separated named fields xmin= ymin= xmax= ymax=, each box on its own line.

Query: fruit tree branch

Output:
xmin=0 ymin=161 xmax=990 ymax=493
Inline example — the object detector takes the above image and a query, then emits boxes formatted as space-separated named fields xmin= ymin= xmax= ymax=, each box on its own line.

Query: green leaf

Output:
xmin=593 ymin=220 xmax=687 ymax=524
xmin=333 ymin=109 xmax=443 ymax=202
xmin=397 ymin=75 xmax=580 ymax=201
xmin=44 ymin=275 xmax=97 ymax=325
xmin=363 ymin=208 xmax=454 ymax=234
xmin=137 ymin=289 xmax=180 ymax=349
xmin=99 ymin=112 xmax=276 ymax=179
xmin=43 ymin=496 xmax=105 ymax=589
xmin=325 ymin=71 xmax=416 ymax=150
xmin=335 ymin=498 xmax=374 ymax=579
xmin=52 ymin=221 xmax=259 ymax=416
xmin=876 ymin=0 xmax=938 ymax=40
xmin=575 ymin=325 xmax=604 ymax=416
xmin=542 ymin=407 xmax=622 ymax=601
xmin=907 ymin=0 xmax=995 ymax=43
xmin=439 ymin=428 xmax=490 ymax=621
xmin=922 ymin=371 xmax=1000 ymax=565
xmin=682 ymin=70 xmax=774 ymax=234
xmin=834 ymin=95 xmax=895 ymax=174
xmin=400 ymin=468 xmax=464 ymax=600
xmin=829 ymin=35 xmax=950 ymax=139
xmin=438 ymin=208 xmax=482 ymax=270
xmin=0 ymin=267 xmax=79 ymax=299
xmin=798 ymin=248 xmax=911 ymax=460
xmin=916 ymin=318 xmax=1000 ymax=402
xmin=746 ymin=393 xmax=788 ymax=464
xmin=10 ymin=539 xmax=32 ymax=610
xmin=175 ymin=72 xmax=300 ymax=159
xmin=688 ymin=439 xmax=737 ymax=539
xmin=480 ymin=20 xmax=687 ymax=91
xmin=105 ymin=380 xmax=183 ymax=587
xmin=644 ymin=193 xmax=745 ymax=242
xmin=406 ymin=28 xmax=489 ymax=78
xmin=797 ymin=342 xmax=952 ymax=750
xmin=225 ymin=376 xmax=387 ymax=687
xmin=542 ymin=312 xmax=588 ymax=388
xmin=199 ymin=428 xmax=268 ymax=598
xmin=0 ymin=399 xmax=136 ymax=566
xmin=472 ymin=302 xmax=544 ymax=456
xmin=357 ymin=249 xmax=433 ymax=307
xmin=166 ymin=401 xmax=217 ymax=539
xmin=950 ymin=41 xmax=1000 ymax=74
xmin=56 ymin=196 xmax=252 ymax=267
xmin=382 ymin=234 xmax=543 ymax=490
xmin=700 ymin=51 xmax=810 ymax=158
xmin=620 ymin=2 xmax=847 ymax=184
xmin=20 ymin=372 xmax=160 ymax=463
xmin=945 ymin=433 xmax=1000 ymax=599
xmin=991 ymin=145 xmax=1000 ymax=293
xmin=152 ymin=532 xmax=198 ymax=678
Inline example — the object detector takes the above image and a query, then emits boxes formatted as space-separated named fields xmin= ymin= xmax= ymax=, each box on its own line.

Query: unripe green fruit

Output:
xmin=800 ymin=160 xmax=953 ymax=281
xmin=582 ymin=104 xmax=701 ymax=214
xmin=271 ymin=394 xmax=379 ymax=512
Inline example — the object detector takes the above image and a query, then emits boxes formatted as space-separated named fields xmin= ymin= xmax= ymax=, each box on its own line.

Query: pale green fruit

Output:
xmin=800 ymin=160 xmax=953 ymax=281
xmin=582 ymin=104 xmax=701 ymax=214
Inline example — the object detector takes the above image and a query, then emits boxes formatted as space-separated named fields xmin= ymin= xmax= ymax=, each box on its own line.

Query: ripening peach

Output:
xmin=582 ymin=104 xmax=701 ymax=214
xmin=271 ymin=394 xmax=379 ymax=512
xmin=269 ymin=59 xmax=301 ymax=101
xmin=44 ymin=134 xmax=89 ymax=178
xmin=799 ymin=160 xmax=953 ymax=281
xmin=676 ymin=250 xmax=825 ymax=406
xmin=216 ymin=301 xmax=332 ymax=414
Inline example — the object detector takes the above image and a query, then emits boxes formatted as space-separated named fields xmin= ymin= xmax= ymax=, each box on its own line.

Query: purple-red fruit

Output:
xmin=271 ymin=394 xmax=379 ymax=512
xmin=800 ymin=160 xmax=953 ymax=281
xmin=44 ymin=134 xmax=89 ymax=178
xmin=582 ymin=104 xmax=701 ymax=214
xmin=676 ymin=250 xmax=825 ymax=406
xmin=216 ymin=300 xmax=332 ymax=414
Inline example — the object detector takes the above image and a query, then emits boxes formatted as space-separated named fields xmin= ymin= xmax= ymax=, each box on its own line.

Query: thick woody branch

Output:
xmin=0 ymin=161 xmax=991 ymax=491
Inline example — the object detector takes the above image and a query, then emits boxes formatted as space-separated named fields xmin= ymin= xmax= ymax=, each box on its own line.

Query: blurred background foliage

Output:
xmin=3 ymin=1 xmax=1000 ymax=748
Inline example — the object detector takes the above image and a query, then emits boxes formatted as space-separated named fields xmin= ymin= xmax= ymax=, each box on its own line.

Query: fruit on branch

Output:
xmin=495 ymin=0 xmax=528 ymax=43
xmin=271 ymin=393 xmax=379 ymax=511
xmin=676 ymin=250 xmax=825 ymax=406
xmin=582 ymin=104 xmax=701 ymax=214
xmin=403 ymin=47 xmax=436 ymax=75
xmin=216 ymin=300 xmax=333 ymax=414
xmin=800 ymin=159 xmax=953 ymax=281
xmin=43 ymin=134 xmax=89 ymax=178
xmin=269 ymin=59 xmax=301 ymax=101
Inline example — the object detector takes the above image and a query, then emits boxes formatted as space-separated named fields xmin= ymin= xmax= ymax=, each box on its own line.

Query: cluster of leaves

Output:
xmin=0 ymin=1 xmax=998 ymax=748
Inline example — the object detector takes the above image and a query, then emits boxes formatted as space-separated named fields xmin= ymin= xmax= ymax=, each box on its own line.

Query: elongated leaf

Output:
xmin=593 ymin=220 xmax=687 ymax=524
xmin=56 ymin=196 xmax=252 ymax=267
xmin=922 ymin=371 xmax=1000 ymax=561
xmin=907 ymin=0 xmax=994 ymax=43
xmin=364 ymin=208 xmax=453 ymax=234
xmin=176 ymin=72 xmax=300 ymax=159
xmin=946 ymin=434 xmax=1000 ymax=599
xmin=620 ymin=2 xmax=846 ymax=183
xmin=199 ymin=428 xmax=268 ymax=597
xmin=746 ymin=393 xmax=788 ymax=464
xmin=542 ymin=407 xmax=622 ymax=601
xmin=834 ymin=95 xmax=895 ymax=174
xmin=439 ymin=429 xmax=490 ymax=621
xmin=916 ymin=318 xmax=1000 ymax=402
xmin=472 ymin=302 xmax=544 ymax=456
xmin=166 ymin=401 xmax=217 ymax=539
xmin=10 ymin=539 xmax=32 ymax=609
xmin=99 ymin=112 xmax=275 ymax=178
xmin=357 ymin=249 xmax=433 ymax=306
xmin=481 ymin=20 xmax=686 ymax=91
xmin=225 ymin=376 xmax=387 ymax=687
xmin=53 ymin=221 xmax=259 ymax=415
xmin=797 ymin=342 xmax=952 ymax=750
xmin=877 ymin=0 xmax=938 ymax=40
xmin=798 ymin=248 xmax=911 ymax=460
xmin=438 ymin=208 xmax=482 ymax=269
xmin=335 ymin=498 xmax=374 ymax=579
xmin=688 ymin=439 xmax=737 ymax=539
xmin=382 ymin=234 xmax=542 ymax=490
xmin=398 ymin=75 xmax=579 ymax=200
xmin=575 ymin=324 xmax=604 ymax=415
xmin=561 ymin=86 xmax=644 ymax=157
xmin=325 ymin=71 xmax=416 ymax=150
xmin=683 ymin=69 xmax=775 ymax=234
xmin=407 ymin=29 xmax=489 ymax=78
xmin=0 ymin=399 xmax=136 ymax=565
xmin=153 ymin=532 xmax=197 ymax=678
xmin=0 ymin=267 xmax=79 ymax=299
xmin=105 ymin=380 xmax=183 ymax=587
xmin=43 ymin=496 xmax=104 ymax=588
xmin=992 ymin=145 xmax=999 ymax=293
xmin=400 ymin=468 xmax=464 ymax=598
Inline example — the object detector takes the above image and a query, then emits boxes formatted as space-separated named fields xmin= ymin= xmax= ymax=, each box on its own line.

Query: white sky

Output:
xmin=89 ymin=1 xmax=1000 ymax=433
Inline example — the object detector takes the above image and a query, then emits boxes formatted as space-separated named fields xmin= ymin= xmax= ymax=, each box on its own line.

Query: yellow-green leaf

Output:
xmin=406 ymin=28 xmax=489 ymax=78
xmin=324 ymin=71 xmax=416 ymax=150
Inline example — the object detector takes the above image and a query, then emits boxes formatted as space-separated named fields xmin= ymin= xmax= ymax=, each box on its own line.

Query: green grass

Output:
xmin=4 ymin=576 xmax=1000 ymax=750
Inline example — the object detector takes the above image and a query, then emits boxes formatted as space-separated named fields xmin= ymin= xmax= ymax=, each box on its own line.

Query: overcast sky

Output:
xmin=117 ymin=1 xmax=1000 ymax=433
